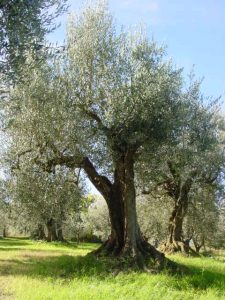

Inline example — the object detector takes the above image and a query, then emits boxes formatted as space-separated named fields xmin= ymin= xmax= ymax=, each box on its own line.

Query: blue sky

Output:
xmin=49 ymin=0 xmax=225 ymax=110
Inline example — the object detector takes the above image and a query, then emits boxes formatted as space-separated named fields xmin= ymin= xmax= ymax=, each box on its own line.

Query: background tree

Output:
xmin=137 ymin=194 xmax=172 ymax=247
xmin=0 ymin=197 xmax=9 ymax=237
xmin=8 ymin=164 xmax=82 ymax=241
xmin=138 ymin=78 xmax=224 ymax=254
xmin=87 ymin=196 xmax=111 ymax=241
xmin=183 ymin=184 xmax=220 ymax=252
xmin=213 ymin=197 xmax=225 ymax=249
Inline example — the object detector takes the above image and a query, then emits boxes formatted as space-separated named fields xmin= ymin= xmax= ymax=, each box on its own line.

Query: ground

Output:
xmin=0 ymin=238 xmax=224 ymax=300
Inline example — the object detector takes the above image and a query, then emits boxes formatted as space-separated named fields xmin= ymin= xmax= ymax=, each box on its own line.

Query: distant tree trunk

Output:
xmin=192 ymin=237 xmax=204 ymax=253
xmin=194 ymin=244 xmax=202 ymax=253
xmin=46 ymin=218 xmax=58 ymax=242
xmin=161 ymin=177 xmax=193 ymax=254
xmin=3 ymin=226 xmax=7 ymax=238
xmin=83 ymin=153 xmax=165 ymax=268
xmin=57 ymin=223 xmax=66 ymax=242
xmin=37 ymin=224 xmax=46 ymax=240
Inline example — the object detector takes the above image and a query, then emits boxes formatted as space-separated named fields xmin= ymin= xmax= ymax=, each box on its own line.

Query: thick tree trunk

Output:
xmin=84 ymin=153 xmax=164 ymax=269
xmin=45 ymin=153 xmax=169 ymax=270
xmin=99 ymin=190 xmax=125 ymax=255
xmin=93 ymin=160 xmax=125 ymax=256
xmin=83 ymin=156 xmax=124 ymax=256
xmin=46 ymin=218 xmax=58 ymax=242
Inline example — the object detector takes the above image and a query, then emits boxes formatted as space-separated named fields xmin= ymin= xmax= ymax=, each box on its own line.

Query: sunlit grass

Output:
xmin=0 ymin=238 xmax=224 ymax=300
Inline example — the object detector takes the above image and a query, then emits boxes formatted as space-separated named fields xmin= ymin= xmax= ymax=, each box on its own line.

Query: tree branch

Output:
xmin=13 ymin=145 xmax=113 ymax=200
xmin=42 ymin=154 xmax=83 ymax=172
xmin=82 ymin=157 xmax=112 ymax=199
xmin=83 ymin=109 xmax=111 ymax=136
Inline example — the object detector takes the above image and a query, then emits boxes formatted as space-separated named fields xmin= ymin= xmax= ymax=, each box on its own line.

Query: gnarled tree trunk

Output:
xmin=83 ymin=153 xmax=164 ymax=268
xmin=45 ymin=152 xmax=166 ymax=269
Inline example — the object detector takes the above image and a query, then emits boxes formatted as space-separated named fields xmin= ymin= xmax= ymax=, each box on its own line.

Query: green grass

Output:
xmin=0 ymin=238 xmax=224 ymax=300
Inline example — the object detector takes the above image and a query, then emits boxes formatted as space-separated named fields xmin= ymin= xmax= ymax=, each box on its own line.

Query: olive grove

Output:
xmin=2 ymin=1 xmax=224 ymax=269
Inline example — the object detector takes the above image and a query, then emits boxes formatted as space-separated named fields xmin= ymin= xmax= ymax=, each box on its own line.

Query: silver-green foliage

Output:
xmin=0 ymin=0 xmax=68 ymax=78
xmin=9 ymin=165 xmax=82 ymax=233
xmin=5 ymin=1 xmax=184 ymax=178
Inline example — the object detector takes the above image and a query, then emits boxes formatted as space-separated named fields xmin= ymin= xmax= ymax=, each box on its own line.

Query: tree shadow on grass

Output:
xmin=0 ymin=247 xmax=32 ymax=251
xmin=0 ymin=247 xmax=88 ymax=253
xmin=180 ymin=264 xmax=225 ymax=292
xmin=47 ymin=241 xmax=100 ymax=251
xmin=166 ymin=256 xmax=225 ymax=293
xmin=0 ymin=239 xmax=224 ymax=294
xmin=0 ymin=237 xmax=99 ymax=252
xmin=0 ymin=238 xmax=31 ymax=247
xmin=0 ymin=252 xmax=224 ymax=293
xmin=0 ymin=254 xmax=110 ymax=280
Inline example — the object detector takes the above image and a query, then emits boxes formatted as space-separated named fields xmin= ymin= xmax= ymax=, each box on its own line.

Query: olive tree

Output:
xmin=8 ymin=164 xmax=82 ymax=241
xmin=6 ymin=2 xmax=203 ymax=268
xmin=183 ymin=185 xmax=219 ymax=252
xmin=138 ymin=80 xmax=224 ymax=254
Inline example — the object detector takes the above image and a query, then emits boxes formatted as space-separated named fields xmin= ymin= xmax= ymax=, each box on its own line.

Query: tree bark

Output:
xmin=45 ymin=153 xmax=165 ymax=268
xmin=83 ymin=153 xmax=164 ymax=268
xmin=83 ymin=156 xmax=125 ymax=256
xmin=162 ymin=177 xmax=193 ymax=254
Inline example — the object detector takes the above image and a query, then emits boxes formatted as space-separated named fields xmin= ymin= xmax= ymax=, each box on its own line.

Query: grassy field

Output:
xmin=0 ymin=238 xmax=224 ymax=300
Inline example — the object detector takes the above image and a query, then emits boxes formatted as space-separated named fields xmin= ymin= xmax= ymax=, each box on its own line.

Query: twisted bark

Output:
xmin=84 ymin=152 xmax=164 ymax=268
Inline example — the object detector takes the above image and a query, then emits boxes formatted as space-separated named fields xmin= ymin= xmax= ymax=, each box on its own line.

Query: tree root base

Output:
xmin=89 ymin=240 xmax=188 ymax=274
xmin=159 ymin=241 xmax=199 ymax=257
